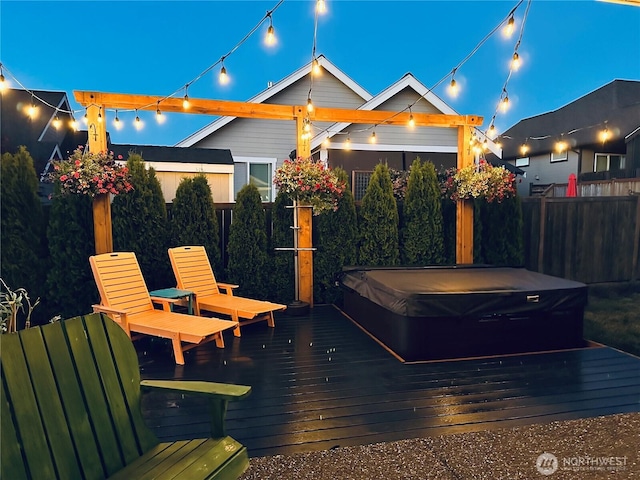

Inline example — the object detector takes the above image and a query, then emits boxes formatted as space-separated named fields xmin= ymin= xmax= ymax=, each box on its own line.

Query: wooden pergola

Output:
xmin=75 ymin=91 xmax=482 ymax=306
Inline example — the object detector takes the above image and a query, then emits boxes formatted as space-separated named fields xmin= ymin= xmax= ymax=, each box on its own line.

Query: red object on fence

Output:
xmin=567 ymin=173 xmax=577 ymax=197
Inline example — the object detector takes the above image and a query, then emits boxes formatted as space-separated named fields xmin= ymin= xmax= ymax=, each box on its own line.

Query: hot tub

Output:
xmin=338 ymin=265 xmax=588 ymax=361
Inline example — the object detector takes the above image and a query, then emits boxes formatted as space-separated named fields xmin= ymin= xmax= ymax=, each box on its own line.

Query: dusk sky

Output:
xmin=1 ymin=1 xmax=639 ymax=149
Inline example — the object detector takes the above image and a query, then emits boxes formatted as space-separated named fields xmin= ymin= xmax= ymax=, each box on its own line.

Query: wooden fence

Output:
xmin=521 ymin=195 xmax=640 ymax=283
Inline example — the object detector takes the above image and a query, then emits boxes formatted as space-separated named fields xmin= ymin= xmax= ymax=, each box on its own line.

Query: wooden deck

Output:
xmin=140 ymin=305 xmax=640 ymax=458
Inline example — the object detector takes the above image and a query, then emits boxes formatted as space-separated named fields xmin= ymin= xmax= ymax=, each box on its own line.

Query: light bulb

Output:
xmin=265 ymin=24 xmax=275 ymax=46
xmin=307 ymin=98 xmax=314 ymax=112
xmin=52 ymin=115 xmax=61 ymax=129
xmin=113 ymin=113 xmax=122 ymax=130
xmin=408 ymin=114 xmax=415 ymax=129
xmin=482 ymin=139 xmax=488 ymax=151
xmin=500 ymin=95 xmax=510 ymax=113
xmin=599 ymin=127 xmax=611 ymax=143
xmin=503 ymin=15 xmax=515 ymax=37
xmin=183 ymin=94 xmax=190 ymax=110
xmin=520 ymin=144 xmax=529 ymax=156
xmin=495 ymin=140 xmax=503 ymax=150
xmin=134 ymin=110 xmax=142 ymax=130
xmin=369 ymin=131 xmax=377 ymax=144
xmin=316 ymin=0 xmax=326 ymax=14
xmin=555 ymin=141 xmax=567 ymax=153
xmin=97 ymin=108 xmax=103 ymax=123
xmin=323 ymin=136 xmax=330 ymax=147
xmin=83 ymin=111 xmax=88 ymax=124
xmin=156 ymin=108 xmax=165 ymax=124
xmin=304 ymin=120 xmax=311 ymax=133
xmin=488 ymin=124 xmax=497 ymax=139
xmin=312 ymin=58 xmax=321 ymax=76
xmin=219 ymin=65 xmax=229 ymax=85
xmin=70 ymin=118 xmax=78 ymax=131
xmin=448 ymin=78 xmax=459 ymax=97
xmin=511 ymin=52 xmax=521 ymax=71
xmin=28 ymin=104 xmax=37 ymax=118
xmin=0 ymin=72 xmax=6 ymax=92
xmin=344 ymin=137 xmax=351 ymax=151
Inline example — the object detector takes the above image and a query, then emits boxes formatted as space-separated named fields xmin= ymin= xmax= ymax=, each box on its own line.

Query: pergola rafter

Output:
xmin=75 ymin=90 xmax=481 ymax=306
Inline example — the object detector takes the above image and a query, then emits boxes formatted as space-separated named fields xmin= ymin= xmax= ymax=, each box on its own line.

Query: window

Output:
xmin=594 ymin=153 xmax=625 ymax=172
xmin=550 ymin=151 xmax=567 ymax=162
xmin=234 ymin=157 xmax=276 ymax=202
xmin=515 ymin=157 xmax=529 ymax=167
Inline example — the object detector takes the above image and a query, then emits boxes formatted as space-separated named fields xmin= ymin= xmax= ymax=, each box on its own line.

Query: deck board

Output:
xmin=140 ymin=305 xmax=640 ymax=457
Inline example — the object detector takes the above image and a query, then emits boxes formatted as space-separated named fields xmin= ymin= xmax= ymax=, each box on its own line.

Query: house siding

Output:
xmin=517 ymin=151 xmax=579 ymax=196
xmin=193 ymin=72 xmax=368 ymax=164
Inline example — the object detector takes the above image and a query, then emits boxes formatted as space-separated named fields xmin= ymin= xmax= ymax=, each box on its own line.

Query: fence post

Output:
xmin=537 ymin=196 xmax=546 ymax=273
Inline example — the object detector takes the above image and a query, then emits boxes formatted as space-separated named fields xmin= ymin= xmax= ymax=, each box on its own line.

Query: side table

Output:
xmin=149 ymin=288 xmax=196 ymax=315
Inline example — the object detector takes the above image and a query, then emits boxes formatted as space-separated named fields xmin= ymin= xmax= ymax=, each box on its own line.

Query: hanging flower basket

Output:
xmin=444 ymin=160 xmax=516 ymax=203
xmin=50 ymin=146 xmax=133 ymax=197
xmin=273 ymin=157 xmax=346 ymax=214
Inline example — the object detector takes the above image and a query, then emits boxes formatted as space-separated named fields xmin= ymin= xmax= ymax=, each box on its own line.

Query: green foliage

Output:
xmin=112 ymin=154 xmax=172 ymax=290
xmin=400 ymin=159 xmax=445 ymax=265
xmin=474 ymin=195 xmax=524 ymax=266
xmin=226 ymin=184 xmax=269 ymax=298
xmin=357 ymin=163 xmax=399 ymax=266
xmin=314 ymin=167 xmax=357 ymax=305
xmin=45 ymin=191 xmax=97 ymax=319
xmin=269 ymin=191 xmax=295 ymax=304
xmin=0 ymin=147 xmax=46 ymax=313
xmin=169 ymin=175 xmax=222 ymax=274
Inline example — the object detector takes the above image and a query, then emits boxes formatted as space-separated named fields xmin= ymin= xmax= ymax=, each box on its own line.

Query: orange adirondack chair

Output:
xmin=168 ymin=246 xmax=286 ymax=337
xmin=89 ymin=252 xmax=237 ymax=364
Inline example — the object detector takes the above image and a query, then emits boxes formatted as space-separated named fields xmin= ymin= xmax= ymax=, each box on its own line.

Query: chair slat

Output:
xmin=42 ymin=319 xmax=106 ymax=479
xmin=0 ymin=332 xmax=56 ymax=478
xmin=1 ymin=375 xmax=29 ymax=480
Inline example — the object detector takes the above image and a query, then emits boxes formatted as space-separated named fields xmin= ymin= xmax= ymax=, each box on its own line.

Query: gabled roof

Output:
xmin=310 ymin=73 xmax=502 ymax=157
xmin=109 ymin=144 xmax=233 ymax=164
xmin=498 ymin=79 xmax=640 ymax=159
xmin=176 ymin=55 xmax=371 ymax=147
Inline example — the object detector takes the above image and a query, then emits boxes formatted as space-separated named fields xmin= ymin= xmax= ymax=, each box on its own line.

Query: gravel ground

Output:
xmin=239 ymin=412 xmax=640 ymax=479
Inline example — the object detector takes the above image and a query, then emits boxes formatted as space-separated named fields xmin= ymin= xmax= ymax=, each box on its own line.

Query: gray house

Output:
xmin=177 ymin=55 xmax=499 ymax=201
xmin=495 ymin=79 xmax=640 ymax=196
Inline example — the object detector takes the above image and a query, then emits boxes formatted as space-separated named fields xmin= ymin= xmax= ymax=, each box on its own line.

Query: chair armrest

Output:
xmin=217 ymin=283 xmax=239 ymax=296
xmin=141 ymin=380 xmax=251 ymax=438
xmin=92 ymin=304 xmax=128 ymax=316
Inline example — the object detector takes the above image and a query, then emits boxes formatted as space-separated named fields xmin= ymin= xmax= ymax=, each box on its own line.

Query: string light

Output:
xmin=97 ymin=107 xmax=103 ymax=123
xmin=448 ymin=76 xmax=459 ymax=98
xmin=70 ymin=116 xmax=78 ymax=131
xmin=83 ymin=109 xmax=88 ymax=125
xmin=407 ymin=106 xmax=415 ymax=129
xmin=323 ymin=135 xmax=330 ymax=147
xmin=312 ymin=58 xmax=321 ymax=76
xmin=52 ymin=114 xmax=61 ymax=129
xmin=113 ymin=110 xmax=122 ymax=130
xmin=219 ymin=61 xmax=229 ymax=85
xmin=599 ymin=126 xmax=610 ymax=143
xmin=183 ymin=86 xmax=190 ymax=110
xmin=28 ymin=96 xmax=37 ymax=119
xmin=511 ymin=51 xmax=521 ymax=71
xmin=307 ymin=97 xmax=314 ymax=112
xmin=520 ymin=143 xmax=530 ymax=156
xmin=316 ymin=0 xmax=327 ymax=14
xmin=344 ymin=135 xmax=351 ymax=151
xmin=134 ymin=109 xmax=143 ymax=130
xmin=503 ymin=14 xmax=515 ymax=37
xmin=265 ymin=15 xmax=276 ymax=46
xmin=369 ymin=131 xmax=377 ymax=144
xmin=156 ymin=102 xmax=166 ymax=124
xmin=500 ymin=91 xmax=510 ymax=113
xmin=488 ymin=123 xmax=497 ymax=139
xmin=555 ymin=140 xmax=567 ymax=153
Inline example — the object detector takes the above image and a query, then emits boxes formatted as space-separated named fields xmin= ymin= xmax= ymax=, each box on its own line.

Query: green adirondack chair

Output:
xmin=1 ymin=312 xmax=251 ymax=479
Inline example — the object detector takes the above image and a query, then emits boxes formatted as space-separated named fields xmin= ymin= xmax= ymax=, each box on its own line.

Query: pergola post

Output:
xmin=295 ymin=111 xmax=314 ymax=306
xmin=456 ymin=126 xmax=474 ymax=264
xmin=86 ymin=101 xmax=112 ymax=254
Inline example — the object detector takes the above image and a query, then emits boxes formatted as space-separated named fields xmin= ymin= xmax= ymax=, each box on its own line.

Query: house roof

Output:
xmin=176 ymin=55 xmax=371 ymax=147
xmin=498 ymin=79 xmax=640 ymax=159
xmin=310 ymin=72 xmax=502 ymax=157
xmin=109 ymin=144 xmax=233 ymax=164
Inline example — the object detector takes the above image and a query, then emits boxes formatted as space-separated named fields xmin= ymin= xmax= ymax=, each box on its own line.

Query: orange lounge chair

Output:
xmin=89 ymin=251 xmax=237 ymax=364
xmin=168 ymin=246 xmax=287 ymax=336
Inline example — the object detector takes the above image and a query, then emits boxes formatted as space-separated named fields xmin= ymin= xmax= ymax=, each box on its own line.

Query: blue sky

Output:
xmin=1 ymin=1 xmax=639 ymax=148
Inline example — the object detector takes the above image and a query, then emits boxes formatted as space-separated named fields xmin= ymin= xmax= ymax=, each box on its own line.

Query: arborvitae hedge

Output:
xmin=112 ymin=153 xmax=172 ymax=290
xmin=46 ymin=190 xmax=97 ymax=319
xmin=314 ymin=167 xmax=357 ymax=305
xmin=226 ymin=184 xmax=270 ymax=299
xmin=474 ymin=195 xmax=524 ymax=266
xmin=169 ymin=175 xmax=222 ymax=275
xmin=401 ymin=159 xmax=445 ymax=266
xmin=0 ymin=147 xmax=46 ymax=317
xmin=358 ymin=163 xmax=399 ymax=266
xmin=270 ymin=190 xmax=295 ymax=304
